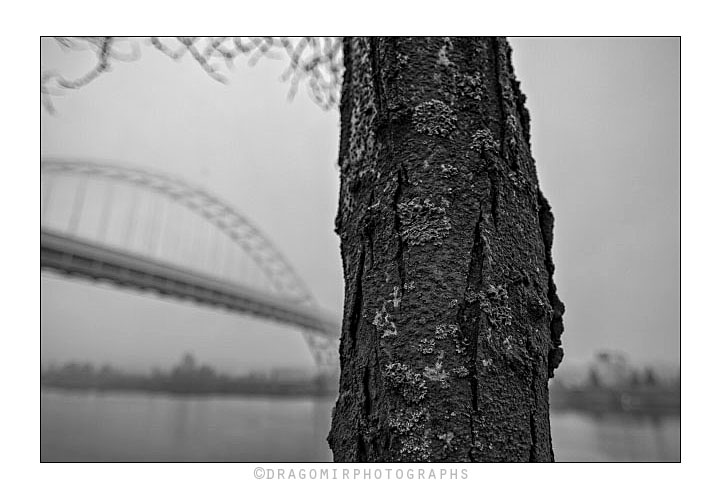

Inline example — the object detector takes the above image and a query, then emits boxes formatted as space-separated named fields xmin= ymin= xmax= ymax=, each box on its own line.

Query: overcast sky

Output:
xmin=40 ymin=37 xmax=679 ymax=374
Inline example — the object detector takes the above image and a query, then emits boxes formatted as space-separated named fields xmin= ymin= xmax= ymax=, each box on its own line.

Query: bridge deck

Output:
xmin=41 ymin=229 xmax=340 ymax=338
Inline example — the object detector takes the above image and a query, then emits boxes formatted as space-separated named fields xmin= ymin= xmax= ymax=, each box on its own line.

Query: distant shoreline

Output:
xmin=41 ymin=383 xmax=678 ymax=417
xmin=41 ymin=356 xmax=680 ymax=416
xmin=41 ymin=356 xmax=338 ymax=400
xmin=40 ymin=381 xmax=338 ymax=399
xmin=551 ymin=386 xmax=680 ymax=416
xmin=41 ymin=384 xmax=338 ymax=401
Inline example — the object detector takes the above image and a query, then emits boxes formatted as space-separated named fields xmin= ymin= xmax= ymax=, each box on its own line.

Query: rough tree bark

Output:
xmin=328 ymin=37 xmax=565 ymax=462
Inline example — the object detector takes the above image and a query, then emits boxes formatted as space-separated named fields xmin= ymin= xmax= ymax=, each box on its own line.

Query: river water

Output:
xmin=41 ymin=389 xmax=679 ymax=462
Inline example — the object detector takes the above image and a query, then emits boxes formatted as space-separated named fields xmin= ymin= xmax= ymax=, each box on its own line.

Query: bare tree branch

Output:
xmin=41 ymin=36 xmax=343 ymax=113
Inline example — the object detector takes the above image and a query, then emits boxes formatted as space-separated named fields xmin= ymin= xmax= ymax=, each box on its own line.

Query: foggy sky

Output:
xmin=40 ymin=37 xmax=679 ymax=374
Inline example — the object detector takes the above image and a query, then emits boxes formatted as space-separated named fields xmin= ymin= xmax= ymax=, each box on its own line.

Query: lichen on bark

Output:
xmin=329 ymin=37 xmax=564 ymax=462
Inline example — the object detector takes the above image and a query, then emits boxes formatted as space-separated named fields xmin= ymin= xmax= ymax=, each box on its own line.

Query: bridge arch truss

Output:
xmin=41 ymin=158 xmax=339 ymax=373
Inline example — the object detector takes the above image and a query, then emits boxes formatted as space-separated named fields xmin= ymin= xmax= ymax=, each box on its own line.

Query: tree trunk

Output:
xmin=328 ymin=37 xmax=565 ymax=462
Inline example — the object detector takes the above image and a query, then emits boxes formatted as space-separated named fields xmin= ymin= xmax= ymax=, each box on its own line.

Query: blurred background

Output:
xmin=40 ymin=37 xmax=680 ymax=462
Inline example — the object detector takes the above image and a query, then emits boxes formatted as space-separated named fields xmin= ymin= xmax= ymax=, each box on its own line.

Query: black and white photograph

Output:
xmin=38 ymin=35 xmax=680 ymax=465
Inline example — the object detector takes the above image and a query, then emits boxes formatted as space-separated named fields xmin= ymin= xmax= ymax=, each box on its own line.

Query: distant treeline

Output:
xmin=550 ymin=384 xmax=680 ymax=415
xmin=551 ymin=363 xmax=680 ymax=415
xmin=41 ymin=354 xmax=337 ymax=397
xmin=42 ymin=354 xmax=680 ymax=415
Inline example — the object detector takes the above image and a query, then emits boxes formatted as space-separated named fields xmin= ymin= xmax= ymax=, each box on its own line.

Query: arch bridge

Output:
xmin=41 ymin=158 xmax=340 ymax=373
